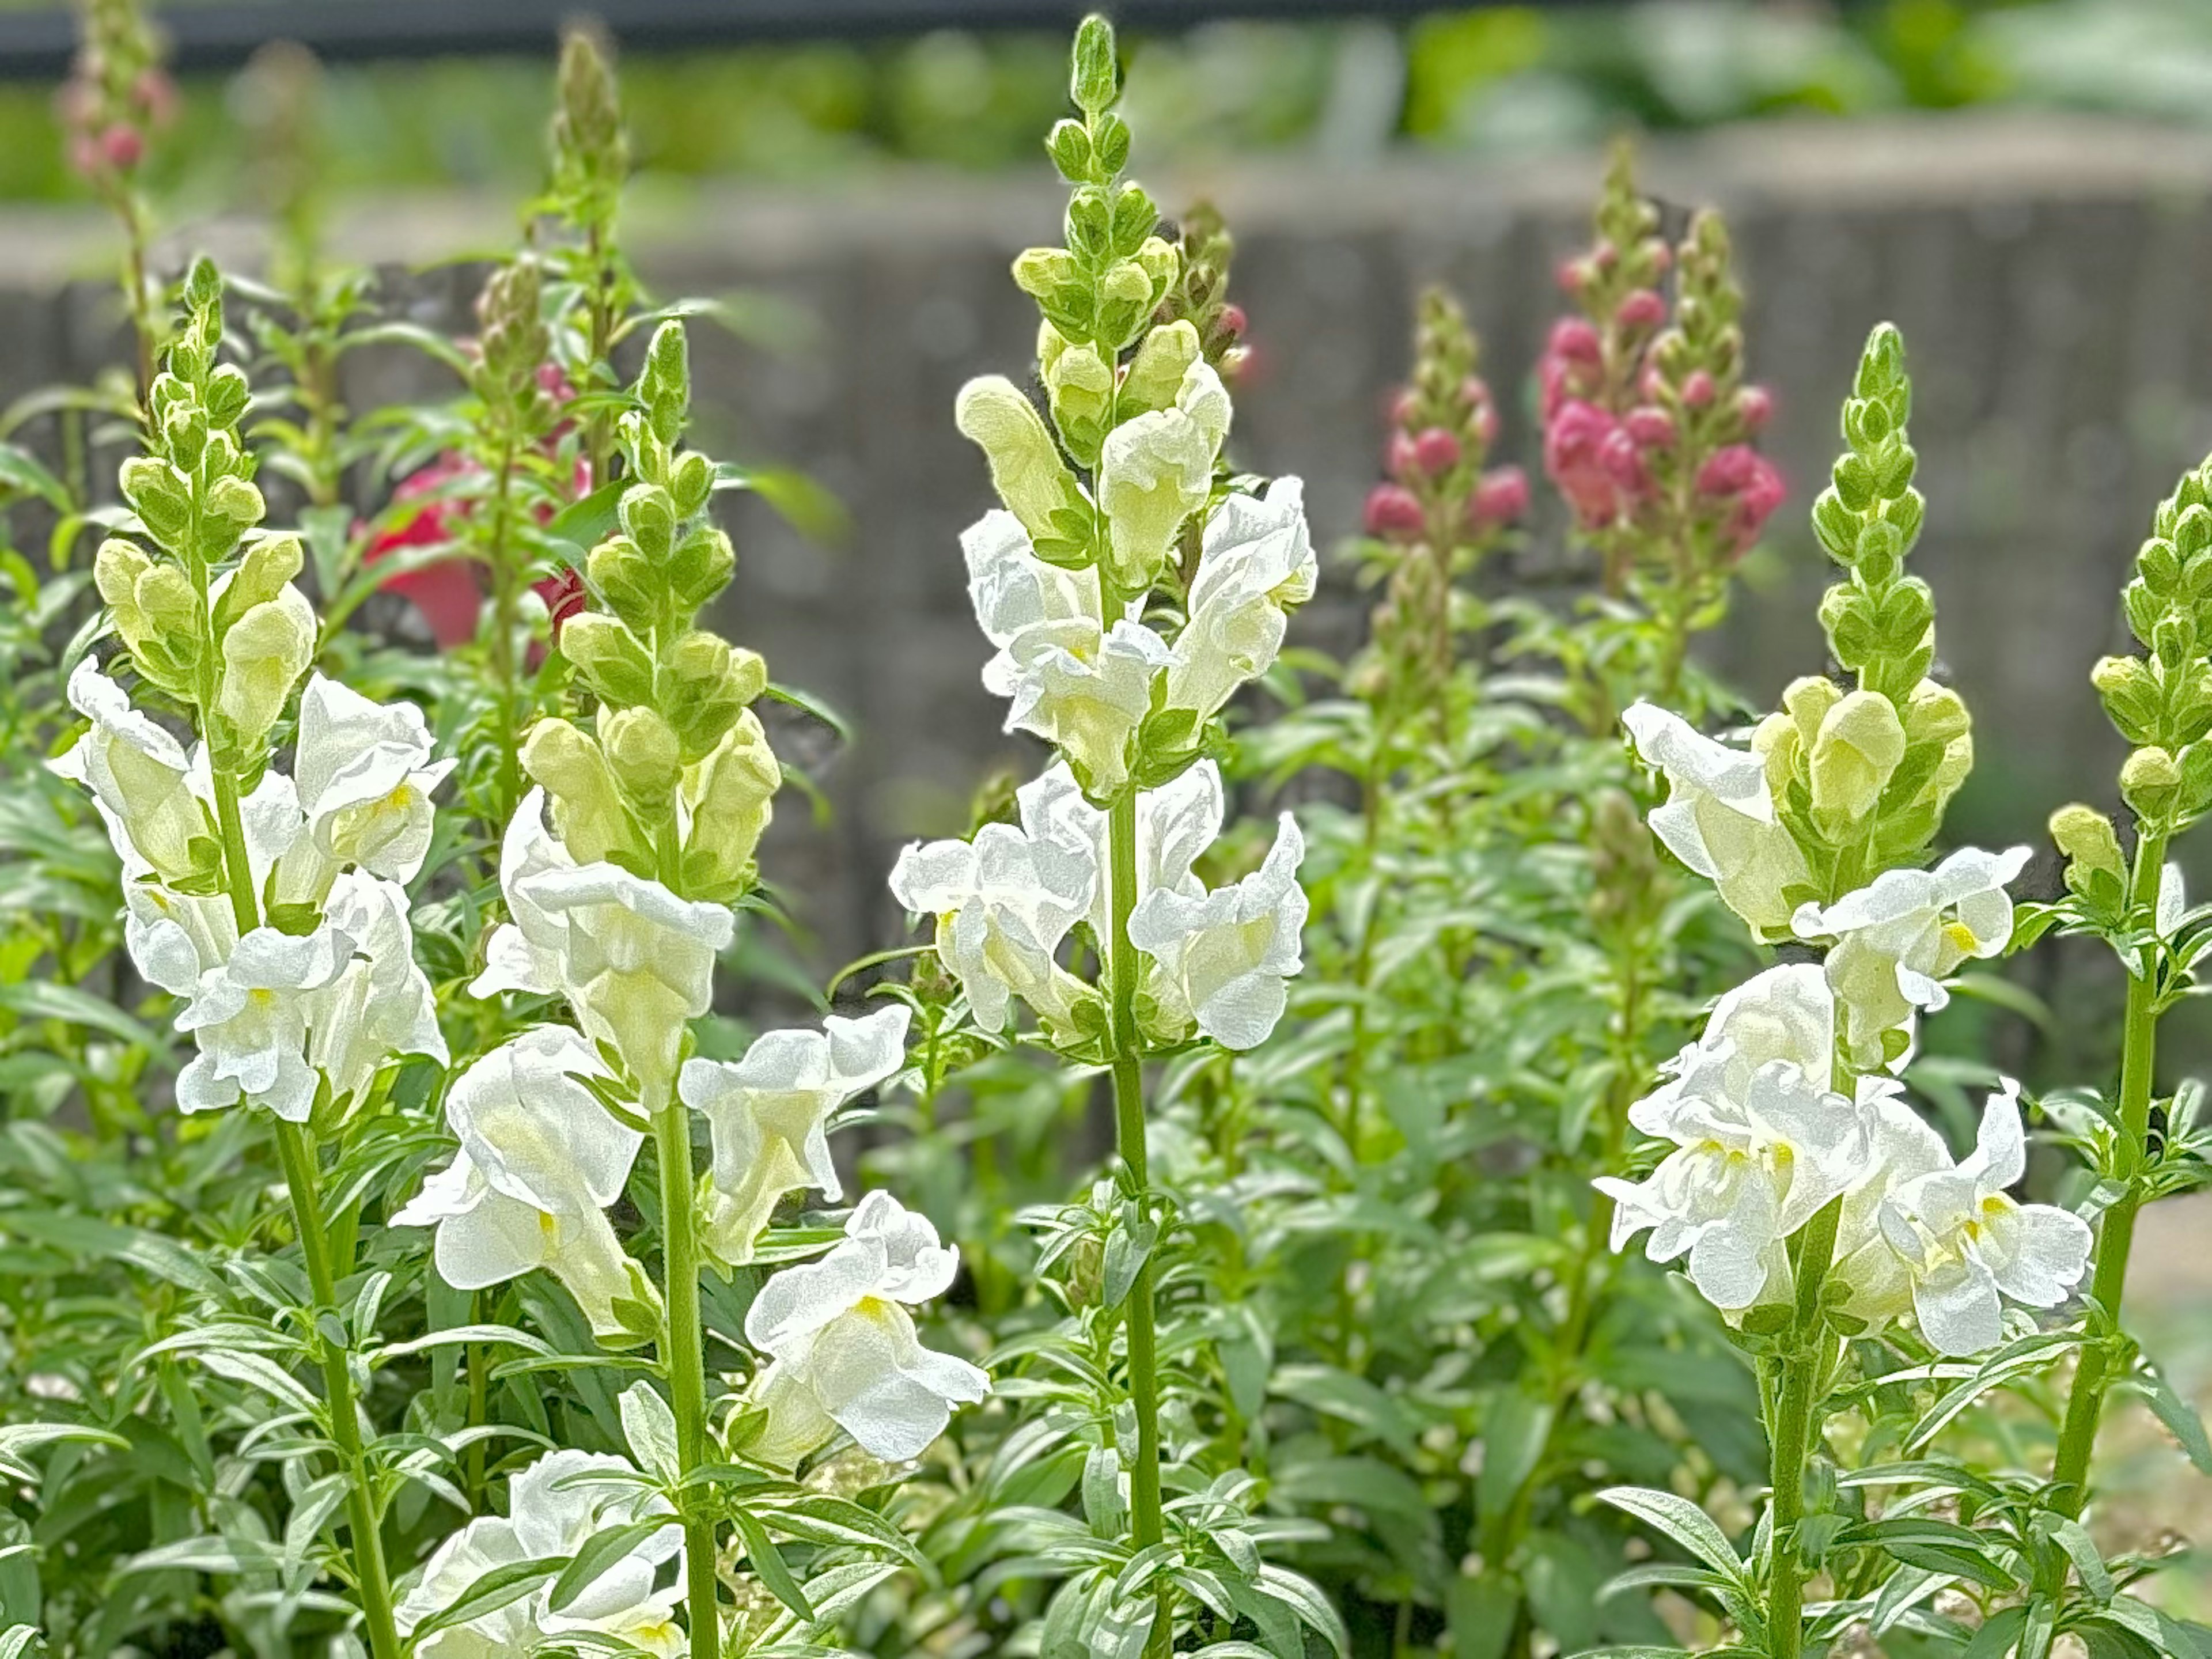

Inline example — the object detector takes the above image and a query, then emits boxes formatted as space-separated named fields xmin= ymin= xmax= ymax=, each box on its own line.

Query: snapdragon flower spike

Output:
xmin=743 ymin=1191 xmax=990 ymax=1467
xmin=680 ymin=1003 xmax=912 ymax=1267
xmin=393 ymin=1025 xmax=652 ymax=1339
xmin=397 ymin=1447 xmax=684 ymax=1659
xmin=1792 ymin=845 xmax=2030 ymax=1070
xmin=1859 ymin=1082 xmax=2092 ymax=1355
xmin=1623 ymin=700 xmax=1812 ymax=938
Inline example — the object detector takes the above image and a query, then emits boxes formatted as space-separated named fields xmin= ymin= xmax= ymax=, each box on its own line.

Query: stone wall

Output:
xmin=18 ymin=111 xmax=2212 ymax=1058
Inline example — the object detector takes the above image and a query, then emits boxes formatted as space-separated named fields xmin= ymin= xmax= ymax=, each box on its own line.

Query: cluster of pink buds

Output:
xmin=1363 ymin=297 xmax=1525 ymax=550
xmin=56 ymin=0 xmax=176 ymax=185
xmin=1539 ymin=144 xmax=1784 ymax=592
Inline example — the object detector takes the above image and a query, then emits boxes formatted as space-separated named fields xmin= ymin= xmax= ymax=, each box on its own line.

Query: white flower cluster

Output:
xmin=402 ymin=771 xmax=985 ymax=1455
xmin=1609 ymin=703 xmax=2089 ymax=1357
xmin=894 ymin=407 xmax=1317 ymax=1053
xmin=53 ymin=663 xmax=448 ymax=1123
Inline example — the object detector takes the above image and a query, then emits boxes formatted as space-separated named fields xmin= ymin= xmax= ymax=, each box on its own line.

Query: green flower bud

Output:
xmin=586 ymin=536 xmax=662 ymax=635
xmin=121 ymin=457 xmax=191 ymax=544
xmin=2093 ymin=654 xmax=2161 ymax=744
xmin=1071 ymin=13 xmax=1118 ymax=116
xmin=1044 ymin=338 xmax=1114 ymax=467
xmin=522 ymin=717 xmax=636 ymax=863
xmin=671 ymin=450 xmax=714 ymax=518
xmin=953 ymin=375 xmax=1084 ymax=550
xmin=164 ymin=399 xmax=209 ymax=471
xmin=2050 ymin=802 xmax=2123 ymax=899
xmin=664 ymin=630 xmax=767 ymax=760
xmin=560 ymin=611 xmax=657 ymax=707
xmin=680 ymin=711 xmax=779 ymax=897
xmin=667 ymin=526 xmax=734 ymax=613
xmin=97 ymin=540 xmax=201 ymax=689
xmin=203 ymin=363 xmax=250 ymax=430
xmin=620 ymin=484 xmax=676 ymax=561
xmin=204 ymin=474 xmax=266 ymax=530
xmin=1810 ymin=690 xmax=1907 ymax=829
xmin=1751 ymin=709 xmax=1804 ymax=798
xmin=601 ymin=705 xmax=682 ymax=813
xmin=2122 ymin=744 xmax=2183 ymax=820
xmin=1902 ymin=679 xmax=1969 ymax=748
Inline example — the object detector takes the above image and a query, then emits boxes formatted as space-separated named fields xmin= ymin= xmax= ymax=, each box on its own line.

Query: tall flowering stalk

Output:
xmin=1542 ymin=145 xmax=1780 ymax=708
xmin=889 ymin=17 xmax=1319 ymax=1648
xmin=56 ymin=260 xmax=453 ymax=1659
xmin=2022 ymin=453 xmax=2212 ymax=1612
xmin=1603 ymin=325 xmax=2080 ymax=1658
xmin=60 ymin=0 xmax=177 ymax=401
xmin=406 ymin=320 xmax=986 ymax=1658
xmin=541 ymin=22 xmax=635 ymax=491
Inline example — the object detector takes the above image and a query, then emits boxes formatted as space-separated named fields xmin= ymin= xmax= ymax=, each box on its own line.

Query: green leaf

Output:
xmin=1446 ymin=1575 xmax=1520 ymax=1659
xmin=730 ymin=1504 xmax=812 ymax=1620
xmin=2118 ymin=1360 xmax=2212 ymax=1474
xmin=404 ymin=1555 xmax=562 ymax=1642
xmin=1594 ymin=1487 xmax=1745 ymax=1584
xmin=0 ymin=980 xmax=159 ymax=1050
xmin=618 ymin=1382 xmax=681 ymax=1484
xmin=1478 ymin=1391 xmax=1554 ymax=1527
xmin=546 ymin=1518 xmax=675 ymax=1615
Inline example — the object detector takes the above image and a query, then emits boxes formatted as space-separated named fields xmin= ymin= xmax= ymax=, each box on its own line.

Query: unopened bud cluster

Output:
xmin=2080 ymin=455 xmax=2212 ymax=831
xmin=551 ymin=24 xmax=627 ymax=232
xmin=1541 ymin=146 xmax=1780 ymax=594
xmin=531 ymin=321 xmax=778 ymax=902
xmin=1154 ymin=200 xmax=1248 ymax=382
xmin=1357 ymin=287 xmax=1524 ymax=706
xmin=1758 ymin=325 xmax=1966 ymax=889
xmin=103 ymin=258 xmax=313 ymax=775
xmin=473 ymin=259 xmax=558 ymax=446
xmin=57 ymin=0 xmax=175 ymax=183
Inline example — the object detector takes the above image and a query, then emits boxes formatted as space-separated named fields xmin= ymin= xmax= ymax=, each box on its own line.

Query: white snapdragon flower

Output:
xmin=888 ymin=815 xmax=1094 ymax=1032
xmin=1017 ymin=758 xmax=1221 ymax=944
xmin=50 ymin=657 xmax=205 ymax=882
xmin=283 ymin=673 xmax=454 ymax=893
xmin=681 ymin=1003 xmax=911 ymax=1267
xmin=1792 ymin=845 xmax=2031 ymax=1069
xmin=744 ymin=1191 xmax=989 ymax=1467
xmin=963 ymin=508 xmax=1176 ymax=798
xmin=1096 ymin=358 xmax=1232 ymax=589
xmin=1597 ymin=1064 xmax=1864 ymax=1313
xmin=396 ymin=1448 xmax=683 ymax=1659
xmin=1598 ymin=1031 xmax=1868 ymax=1312
xmin=1859 ymin=1081 xmax=2092 ymax=1356
xmin=305 ymin=871 xmax=448 ymax=1113
xmin=392 ymin=1027 xmax=648 ymax=1339
xmin=1623 ymin=701 xmax=1813 ymax=939
xmin=469 ymin=789 xmax=734 ymax=1088
xmin=173 ymin=922 xmax=353 ymax=1121
xmin=1162 ymin=478 xmax=1317 ymax=724
xmin=1126 ymin=810 xmax=1306 ymax=1051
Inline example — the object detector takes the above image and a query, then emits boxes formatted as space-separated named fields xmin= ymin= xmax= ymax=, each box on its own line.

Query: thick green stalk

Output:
xmin=2045 ymin=830 xmax=2168 ymax=1534
xmin=274 ymin=1119 xmax=404 ymax=1659
xmin=1765 ymin=1191 xmax=1841 ymax=1659
xmin=484 ymin=435 xmax=525 ymax=828
xmin=650 ymin=1074 xmax=723 ymax=1659
xmin=209 ymin=765 xmax=402 ymax=1659
xmin=1108 ymin=787 xmax=1168 ymax=1635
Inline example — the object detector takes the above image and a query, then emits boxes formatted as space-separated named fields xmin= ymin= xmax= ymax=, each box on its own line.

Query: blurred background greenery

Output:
xmin=0 ymin=0 xmax=2198 ymax=206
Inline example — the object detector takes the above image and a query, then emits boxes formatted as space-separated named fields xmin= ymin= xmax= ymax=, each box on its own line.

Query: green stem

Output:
xmin=275 ymin=1120 xmax=404 ymax=1659
xmin=2044 ymin=830 xmax=2168 ymax=1538
xmin=1766 ymin=1192 xmax=1840 ymax=1659
xmin=651 ymin=1074 xmax=722 ymax=1659
xmin=486 ymin=435 xmax=524 ymax=827
xmin=209 ymin=766 xmax=402 ymax=1659
xmin=1108 ymin=787 xmax=1169 ymax=1647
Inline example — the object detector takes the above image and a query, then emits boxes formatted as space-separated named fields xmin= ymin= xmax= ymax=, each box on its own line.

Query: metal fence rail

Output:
xmin=0 ymin=0 xmax=1509 ymax=79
